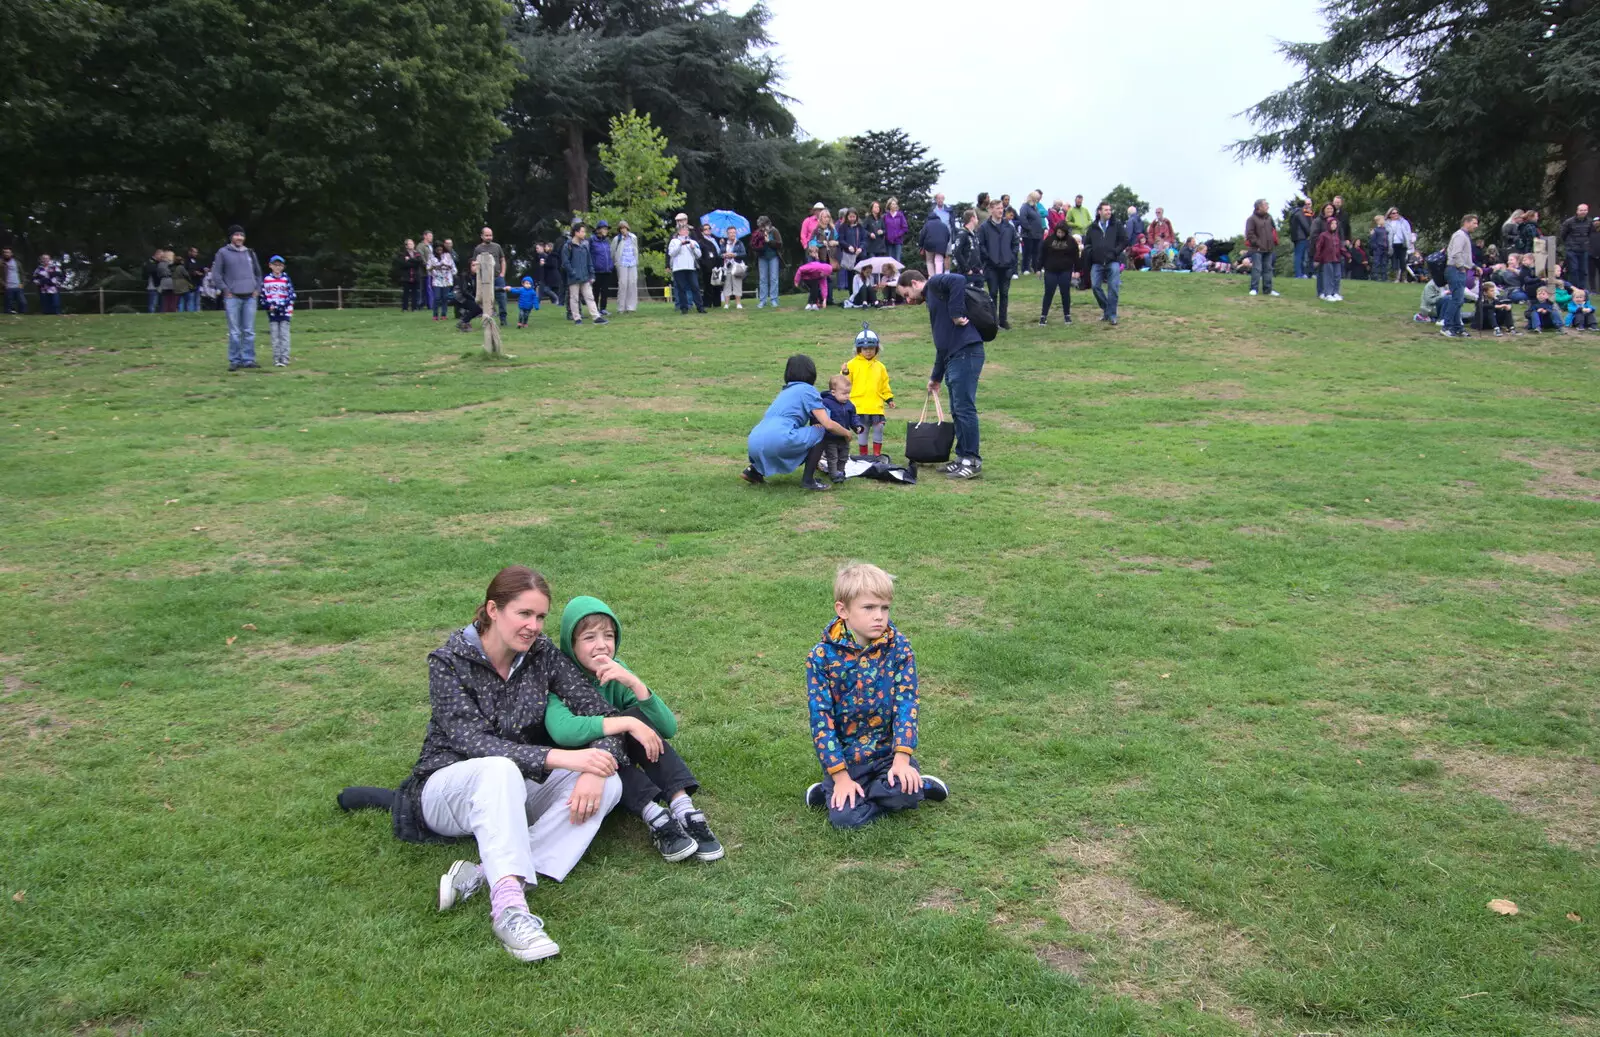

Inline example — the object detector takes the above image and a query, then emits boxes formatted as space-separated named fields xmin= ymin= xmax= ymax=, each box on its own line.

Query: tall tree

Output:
xmin=1235 ymin=0 xmax=1600 ymax=236
xmin=1101 ymin=184 xmax=1149 ymax=216
xmin=495 ymin=0 xmax=794 ymax=245
xmin=1 ymin=0 xmax=516 ymax=262
xmin=843 ymin=130 xmax=942 ymax=213
xmin=579 ymin=111 xmax=686 ymax=250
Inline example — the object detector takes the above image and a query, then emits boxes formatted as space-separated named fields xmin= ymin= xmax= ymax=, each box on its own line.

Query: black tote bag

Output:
xmin=904 ymin=392 xmax=955 ymax=464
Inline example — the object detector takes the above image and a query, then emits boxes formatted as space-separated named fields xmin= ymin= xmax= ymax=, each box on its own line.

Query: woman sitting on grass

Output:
xmin=742 ymin=354 xmax=855 ymax=491
xmin=339 ymin=566 xmax=629 ymax=963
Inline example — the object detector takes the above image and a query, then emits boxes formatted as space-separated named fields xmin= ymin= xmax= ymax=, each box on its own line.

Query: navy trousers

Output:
xmin=822 ymin=755 xmax=924 ymax=829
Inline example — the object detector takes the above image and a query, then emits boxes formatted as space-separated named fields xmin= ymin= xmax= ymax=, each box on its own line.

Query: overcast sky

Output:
xmin=758 ymin=0 xmax=1328 ymax=235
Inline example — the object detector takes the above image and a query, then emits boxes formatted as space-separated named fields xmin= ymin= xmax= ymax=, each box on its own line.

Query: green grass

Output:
xmin=1 ymin=275 xmax=1597 ymax=1036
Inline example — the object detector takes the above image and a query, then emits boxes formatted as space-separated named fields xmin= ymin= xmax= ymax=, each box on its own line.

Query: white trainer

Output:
xmin=438 ymin=859 xmax=484 ymax=912
xmin=492 ymin=907 xmax=561 ymax=962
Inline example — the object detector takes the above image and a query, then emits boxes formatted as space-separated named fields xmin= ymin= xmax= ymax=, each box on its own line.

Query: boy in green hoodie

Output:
xmin=550 ymin=596 xmax=723 ymax=862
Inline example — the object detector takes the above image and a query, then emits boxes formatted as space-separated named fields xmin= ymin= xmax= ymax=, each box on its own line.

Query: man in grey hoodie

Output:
xmin=211 ymin=225 xmax=263 ymax=370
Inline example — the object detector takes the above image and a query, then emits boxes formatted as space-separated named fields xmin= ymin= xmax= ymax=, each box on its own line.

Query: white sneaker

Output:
xmin=1270 ymin=290 xmax=1281 ymax=297
xmin=736 ymin=303 xmax=744 ymax=309
xmin=438 ymin=860 xmax=484 ymax=912
xmin=1333 ymin=294 xmax=1344 ymax=301
xmin=1249 ymin=289 xmax=1258 ymax=296
xmin=492 ymin=907 xmax=560 ymax=962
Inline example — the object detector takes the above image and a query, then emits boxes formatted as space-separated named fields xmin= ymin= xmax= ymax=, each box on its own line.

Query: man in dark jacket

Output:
xmin=1290 ymin=201 xmax=1315 ymax=278
xmin=918 ymin=212 xmax=952 ymax=275
xmin=1017 ymin=190 xmax=1044 ymax=275
xmin=1124 ymin=206 xmax=1146 ymax=244
xmin=951 ymin=209 xmax=983 ymax=283
xmin=1560 ymin=203 xmax=1591 ymax=289
xmin=895 ymin=269 xmax=985 ymax=480
xmin=977 ymin=200 xmax=1018 ymax=329
xmin=397 ymin=239 xmax=424 ymax=312
xmin=1084 ymin=203 xmax=1129 ymax=325
xmin=1331 ymin=195 xmax=1352 ymax=247
xmin=1244 ymin=199 xmax=1281 ymax=297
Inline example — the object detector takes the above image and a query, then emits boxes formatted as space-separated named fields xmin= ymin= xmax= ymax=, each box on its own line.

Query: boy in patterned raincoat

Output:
xmin=804 ymin=563 xmax=950 ymax=829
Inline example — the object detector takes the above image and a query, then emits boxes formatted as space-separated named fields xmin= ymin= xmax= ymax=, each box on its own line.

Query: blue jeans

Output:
xmin=432 ymin=286 xmax=452 ymax=318
xmin=822 ymin=755 xmax=926 ymax=830
xmin=1317 ymin=263 xmax=1343 ymax=298
xmin=1442 ymin=266 xmax=1466 ymax=333
xmin=758 ymin=255 xmax=779 ymax=305
xmin=887 ymin=243 xmax=902 ymax=263
xmin=181 ymin=290 xmax=200 ymax=311
xmin=1293 ymin=240 xmax=1310 ymax=278
xmin=1370 ymin=250 xmax=1389 ymax=281
xmin=1568 ymin=250 xmax=1589 ymax=288
xmin=1090 ymin=262 xmax=1122 ymax=318
xmin=944 ymin=345 xmax=985 ymax=461
xmin=39 ymin=292 xmax=61 ymax=315
xmin=492 ymin=276 xmax=507 ymax=323
xmin=225 ymin=294 xmax=258 ymax=365
xmin=147 ymin=289 xmax=160 ymax=313
xmin=672 ymin=270 xmax=700 ymax=312
xmin=4 ymin=287 xmax=25 ymax=313
xmin=1250 ymin=250 xmax=1275 ymax=293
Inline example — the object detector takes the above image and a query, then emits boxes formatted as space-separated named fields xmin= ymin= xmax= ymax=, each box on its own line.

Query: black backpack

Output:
xmin=1426 ymin=249 xmax=1448 ymax=287
xmin=963 ymin=284 xmax=999 ymax=341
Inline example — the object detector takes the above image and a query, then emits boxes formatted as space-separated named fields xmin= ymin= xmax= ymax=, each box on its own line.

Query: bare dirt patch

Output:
xmin=72 ymin=1017 xmax=143 ymax=1037
xmin=1493 ymin=552 xmax=1595 ymax=577
xmin=1044 ymin=833 xmax=1260 ymax=1028
xmin=1177 ymin=381 xmax=1250 ymax=401
xmin=1320 ymin=710 xmax=1429 ymax=742
xmin=1503 ymin=447 xmax=1600 ymax=502
xmin=918 ymin=887 xmax=962 ymax=912
xmin=1044 ymin=371 xmax=1135 ymax=384
xmin=366 ymin=401 xmax=498 ymax=423
xmin=1426 ymin=748 xmax=1600 ymax=849
xmin=1035 ymin=943 xmax=1092 ymax=977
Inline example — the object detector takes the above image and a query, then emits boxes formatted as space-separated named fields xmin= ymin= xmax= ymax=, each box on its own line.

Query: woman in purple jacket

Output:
xmin=884 ymin=197 xmax=908 ymax=263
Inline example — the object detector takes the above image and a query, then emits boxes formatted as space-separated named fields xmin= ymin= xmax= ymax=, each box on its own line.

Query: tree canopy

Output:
xmin=1101 ymin=184 xmax=1149 ymax=216
xmin=2 ymin=0 xmax=515 ymax=269
xmin=1236 ymin=0 xmax=1600 ymax=236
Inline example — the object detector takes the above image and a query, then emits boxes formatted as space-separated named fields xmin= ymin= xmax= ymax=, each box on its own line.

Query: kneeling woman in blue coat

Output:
xmin=742 ymin=354 xmax=855 ymax=491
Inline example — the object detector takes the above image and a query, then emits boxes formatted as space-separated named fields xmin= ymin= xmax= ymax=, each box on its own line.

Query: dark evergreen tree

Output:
xmin=1101 ymin=184 xmax=1149 ymax=217
xmin=1235 ymin=0 xmax=1600 ymax=235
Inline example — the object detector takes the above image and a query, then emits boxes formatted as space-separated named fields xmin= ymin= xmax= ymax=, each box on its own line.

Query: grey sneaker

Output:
xmin=946 ymin=458 xmax=982 ymax=480
xmin=937 ymin=459 xmax=963 ymax=475
xmin=491 ymin=907 xmax=560 ymax=962
xmin=648 ymin=813 xmax=699 ymax=863
xmin=438 ymin=859 xmax=484 ymax=912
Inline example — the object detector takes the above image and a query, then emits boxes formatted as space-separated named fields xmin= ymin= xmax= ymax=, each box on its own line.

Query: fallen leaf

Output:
xmin=225 ymin=636 xmax=237 ymax=646
xmin=299 ymin=428 xmax=309 ymax=433
xmin=11 ymin=890 xmax=23 ymax=903
xmin=1160 ymin=673 xmax=1170 ymax=679
xmin=659 ymin=508 xmax=667 ymax=513
xmin=240 ymin=623 xmax=256 ymax=631
xmin=163 ymin=801 xmax=174 ymax=811
xmin=1486 ymin=898 xmax=1519 ymax=916
xmin=191 ymin=526 xmax=207 ymax=532
xmin=120 ymin=681 xmax=131 ymax=688
xmin=1568 ymin=912 xmax=1583 ymax=923
xmin=164 ymin=498 xmax=179 ymax=505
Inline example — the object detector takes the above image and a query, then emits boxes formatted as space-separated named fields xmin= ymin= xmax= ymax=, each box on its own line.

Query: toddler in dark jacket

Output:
xmin=821 ymin=374 xmax=863 ymax=482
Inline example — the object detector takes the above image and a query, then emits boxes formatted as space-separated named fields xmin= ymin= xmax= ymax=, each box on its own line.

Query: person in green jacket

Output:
xmin=550 ymin=596 xmax=724 ymax=863
xmin=1066 ymin=194 xmax=1093 ymax=241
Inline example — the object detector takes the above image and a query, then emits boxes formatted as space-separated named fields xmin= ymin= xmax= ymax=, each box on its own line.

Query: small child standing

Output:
xmin=1568 ymin=288 xmax=1597 ymax=330
xmin=821 ymin=375 xmax=862 ymax=483
xmin=804 ymin=563 xmax=949 ymax=829
xmin=841 ymin=324 xmax=894 ymax=457
xmin=548 ymin=597 xmax=724 ymax=862
xmin=261 ymin=255 xmax=295 ymax=367
xmin=517 ymin=276 xmax=540 ymax=328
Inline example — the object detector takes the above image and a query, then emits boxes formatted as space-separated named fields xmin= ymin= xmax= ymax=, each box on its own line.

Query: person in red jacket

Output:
xmin=1312 ymin=216 xmax=1346 ymax=302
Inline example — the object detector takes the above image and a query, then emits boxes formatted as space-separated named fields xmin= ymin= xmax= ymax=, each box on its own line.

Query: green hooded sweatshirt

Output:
xmin=548 ymin=595 xmax=677 ymax=746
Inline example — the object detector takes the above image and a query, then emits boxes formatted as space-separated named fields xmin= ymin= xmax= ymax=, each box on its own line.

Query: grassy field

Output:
xmin=1 ymin=274 xmax=1597 ymax=1037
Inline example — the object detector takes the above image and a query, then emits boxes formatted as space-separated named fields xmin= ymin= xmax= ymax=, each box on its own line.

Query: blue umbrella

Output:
xmin=701 ymin=209 xmax=751 ymax=239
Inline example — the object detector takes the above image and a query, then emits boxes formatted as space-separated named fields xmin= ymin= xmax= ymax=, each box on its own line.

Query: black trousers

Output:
xmin=1042 ymin=270 xmax=1073 ymax=317
xmin=983 ymin=263 xmax=1013 ymax=325
xmin=593 ymin=270 xmax=615 ymax=312
xmin=616 ymin=706 xmax=699 ymax=817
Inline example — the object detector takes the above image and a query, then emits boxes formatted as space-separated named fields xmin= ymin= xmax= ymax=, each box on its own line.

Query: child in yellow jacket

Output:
xmin=841 ymin=323 xmax=894 ymax=456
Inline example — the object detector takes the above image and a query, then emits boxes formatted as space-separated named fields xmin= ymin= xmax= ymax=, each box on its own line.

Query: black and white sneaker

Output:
xmin=801 ymin=477 xmax=831 ymax=491
xmin=740 ymin=465 xmax=764 ymax=484
xmin=681 ymin=811 xmax=724 ymax=861
xmin=1038 ymin=315 xmax=1048 ymax=326
xmin=937 ymin=459 xmax=963 ymax=475
xmin=804 ymin=782 xmax=826 ymax=808
xmin=945 ymin=458 xmax=982 ymax=480
xmin=921 ymin=775 xmax=950 ymax=802
xmin=648 ymin=814 xmax=698 ymax=863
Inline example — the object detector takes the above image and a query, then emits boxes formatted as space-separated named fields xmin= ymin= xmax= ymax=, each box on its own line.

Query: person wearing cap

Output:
xmin=841 ymin=324 xmax=894 ymax=457
xmin=591 ymin=220 xmax=615 ymax=316
xmin=667 ymin=219 xmax=704 ymax=314
xmin=261 ymin=255 xmax=296 ymax=367
xmin=211 ymin=225 xmax=264 ymax=371
xmin=613 ymin=220 xmax=640 ymax=312
xmin=800 ymin=202 xmax=826 ymax=257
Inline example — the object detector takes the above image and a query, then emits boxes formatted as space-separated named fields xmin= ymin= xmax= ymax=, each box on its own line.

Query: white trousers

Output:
xmin=568 ymin=281 xmax=600 ymax=320
xmin=420 ymin=756 xmax=621 ymax=886
xmin=723 ymin=270 xmax=744 ymax=304
xmin=617 ymin=265 xmax=638 ymax=311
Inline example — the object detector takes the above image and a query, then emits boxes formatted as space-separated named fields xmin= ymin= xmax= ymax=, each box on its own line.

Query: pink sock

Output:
xmin=489 ymin=875 xmax=528 ymax=921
